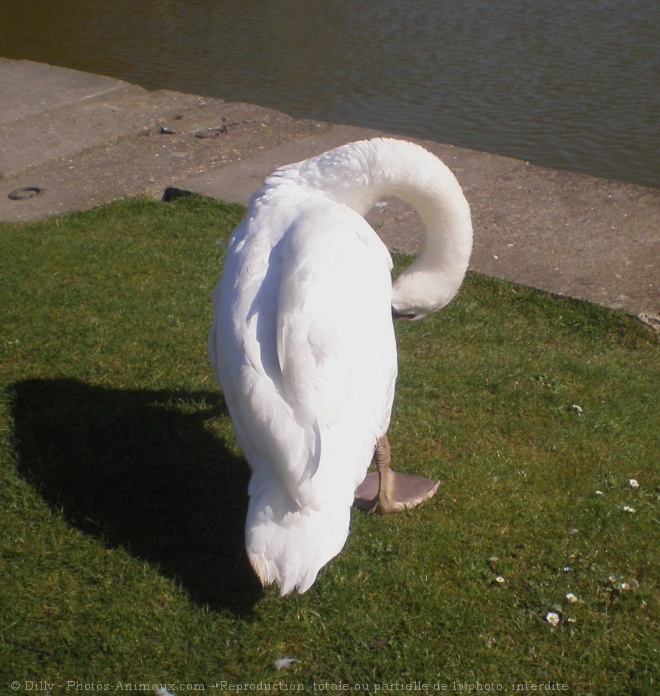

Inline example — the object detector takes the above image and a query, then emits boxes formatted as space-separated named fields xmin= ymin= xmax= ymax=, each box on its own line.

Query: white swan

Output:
xmin=208 ymin=138 xmax=472 ymax=595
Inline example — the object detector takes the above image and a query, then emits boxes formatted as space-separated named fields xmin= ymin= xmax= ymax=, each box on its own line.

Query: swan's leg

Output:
xmin=374 ymin=434 xmax=397 ymax=513
xmin=354 ymin=434 xmax=440 ymax=513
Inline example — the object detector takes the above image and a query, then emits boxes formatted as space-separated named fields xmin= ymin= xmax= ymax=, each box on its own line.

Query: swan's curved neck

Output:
xmin=271 ymin=138 xmax=473 ymax=319
xmin=382 ymin=168 xmax=473 ymax=319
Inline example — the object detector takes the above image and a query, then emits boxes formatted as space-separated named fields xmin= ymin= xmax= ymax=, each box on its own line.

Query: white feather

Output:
xmin=274 ymin=657 xmax=301 ymax=670
xmin=209 ymin=138 xmax=472 ymax=594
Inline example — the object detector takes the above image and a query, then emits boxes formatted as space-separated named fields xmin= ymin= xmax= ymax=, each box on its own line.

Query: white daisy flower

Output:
xmin=546 ymin=612 xmax=560 ymax=626
xmin=622 ymin=505 xmax=636 ymax=513
xmin=566 ymin=593 xmax=578 ymax=603
xmin=629 ymin=478 xmax=639 ymax=489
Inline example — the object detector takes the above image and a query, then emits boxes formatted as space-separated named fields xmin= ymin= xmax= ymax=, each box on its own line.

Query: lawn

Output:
xmin=1 ymin=196 xmax=658 ymax=695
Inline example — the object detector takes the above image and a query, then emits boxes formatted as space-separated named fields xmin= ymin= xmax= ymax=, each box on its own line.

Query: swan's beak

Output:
xmin=391 ymin=307 xmax=417 ymax=321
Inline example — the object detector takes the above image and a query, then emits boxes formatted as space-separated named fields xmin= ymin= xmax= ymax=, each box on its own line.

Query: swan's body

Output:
xmin=208 ymin=138 xmax=472 ymax=594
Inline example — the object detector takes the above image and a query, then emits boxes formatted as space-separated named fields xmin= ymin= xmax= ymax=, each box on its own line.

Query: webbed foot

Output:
xmin=354 ymin=435 xmax=440 ymax=513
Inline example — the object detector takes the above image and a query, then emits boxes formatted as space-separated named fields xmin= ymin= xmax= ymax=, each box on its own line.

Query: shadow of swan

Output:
xmin=9 ymin=377 xmax=262 ymax=616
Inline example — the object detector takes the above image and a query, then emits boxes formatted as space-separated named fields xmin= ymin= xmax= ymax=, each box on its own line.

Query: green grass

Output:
xmin=1 ymin=197 xmax=658 ymax=695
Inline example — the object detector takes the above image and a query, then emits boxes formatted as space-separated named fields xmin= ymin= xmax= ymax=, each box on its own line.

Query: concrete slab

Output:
xmin=1 ymin=82 xmax=147 ymax=177
xmin=0 ymin=86 xmax=328 ymax=222
xmin=0 ymin=58 xmax=126 ymax=123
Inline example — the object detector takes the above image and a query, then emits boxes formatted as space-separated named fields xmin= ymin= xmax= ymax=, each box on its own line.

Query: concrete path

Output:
xmin=1 ymin=58 xmax=658 ymax=319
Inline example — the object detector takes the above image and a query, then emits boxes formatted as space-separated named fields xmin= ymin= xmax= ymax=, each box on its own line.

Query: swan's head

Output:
xmin=391 ymin=266 xmax=461 ymax=321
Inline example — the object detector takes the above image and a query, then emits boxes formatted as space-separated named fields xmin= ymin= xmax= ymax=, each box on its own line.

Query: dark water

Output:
xmin=2 ymin=0 xmax=659 ymax=189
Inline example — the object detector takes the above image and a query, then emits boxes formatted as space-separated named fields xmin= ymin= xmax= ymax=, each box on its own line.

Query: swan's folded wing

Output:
xmin=275 ymin=200 xmax=396 ymax=498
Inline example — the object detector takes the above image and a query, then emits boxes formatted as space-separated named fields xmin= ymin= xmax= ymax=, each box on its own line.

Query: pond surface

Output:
xmin=2 ymin=0 xmax=659 ymax=188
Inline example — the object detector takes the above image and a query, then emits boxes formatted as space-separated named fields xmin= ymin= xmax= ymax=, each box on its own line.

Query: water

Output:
xmin=1 ymin=0 xmax=659 ymax=189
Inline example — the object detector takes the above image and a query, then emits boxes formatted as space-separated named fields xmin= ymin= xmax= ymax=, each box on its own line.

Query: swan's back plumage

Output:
xmin=209 ymin=138 xmax=472 ymax=594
